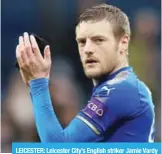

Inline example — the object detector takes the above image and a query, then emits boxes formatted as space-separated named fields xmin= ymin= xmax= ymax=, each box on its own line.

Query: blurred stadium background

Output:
xmin=1 ymin=0 xmax=161 ymax=152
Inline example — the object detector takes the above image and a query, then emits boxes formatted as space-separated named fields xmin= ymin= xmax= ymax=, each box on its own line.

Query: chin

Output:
xmin=84 ymin=69 xmax=103 ymax=79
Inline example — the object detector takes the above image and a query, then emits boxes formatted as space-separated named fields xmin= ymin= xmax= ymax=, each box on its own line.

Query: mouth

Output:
xmin=85 ymin=59 xmax=98 ymax=64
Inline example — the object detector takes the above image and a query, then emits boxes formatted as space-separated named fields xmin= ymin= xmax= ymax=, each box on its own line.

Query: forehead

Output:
xmin=76 ymin=20 xmax=114 ymax=38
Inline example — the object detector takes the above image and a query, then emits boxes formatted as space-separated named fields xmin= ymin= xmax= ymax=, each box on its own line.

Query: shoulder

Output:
xmin=93 ymin=70 xmax=139 ymax=99
xmin=92 ymin=71 xmax=141 ymax=117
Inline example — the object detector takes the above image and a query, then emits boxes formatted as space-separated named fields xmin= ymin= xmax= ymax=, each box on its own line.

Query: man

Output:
xmin=16 ymin=4 xmax=155 ymax=142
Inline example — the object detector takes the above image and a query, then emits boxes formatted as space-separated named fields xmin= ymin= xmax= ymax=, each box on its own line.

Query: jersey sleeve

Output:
xmin=29 ymin=78 xmax=102 ymax=142
xmin=78 ymin=81 xmax=141 ymax=134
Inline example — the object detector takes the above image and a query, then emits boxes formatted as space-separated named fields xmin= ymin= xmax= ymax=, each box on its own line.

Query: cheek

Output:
xmin=78 ymin=46 xmax=83 ymax=55
xmin=98 ymin=49 xmax=117 ymax=68
xmin=102 ymin=56 xmax=110 ymax=69
xmin=78 ymin=50 xmax=84 ymax=63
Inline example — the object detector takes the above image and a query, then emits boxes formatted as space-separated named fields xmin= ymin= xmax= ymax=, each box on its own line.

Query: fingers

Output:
xmin=16 ymin=33 xmax=51 ymax=81
xmin=44 ymin=45 xmax=51 ymax=64
xmin=23 ymin=32 xmax=34 ymax=59
xmin=24 ymin=32 xmax=31 ymax=47
xmin=16 ymin=45 xmax=24 ymax=68
xmin=18 ymin=36 xmax=28 ymax=64
xmin=30 ymin=35 xmax=43 ymax=61
xmin=19 ymin=35 xmax=24 ymax=46
xmin=16 ymin=32 xmax=45 ymax=69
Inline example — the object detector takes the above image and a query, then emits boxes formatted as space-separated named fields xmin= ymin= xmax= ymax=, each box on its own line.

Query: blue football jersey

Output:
xmin=77 ymin=67 xmax=155 ymax=142
xmin=30 ymin=66 xmax=155 ymax=142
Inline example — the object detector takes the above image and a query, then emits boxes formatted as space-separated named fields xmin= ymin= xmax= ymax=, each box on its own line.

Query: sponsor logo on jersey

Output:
xmin=82 ymin=97 xmax=108 ymax=118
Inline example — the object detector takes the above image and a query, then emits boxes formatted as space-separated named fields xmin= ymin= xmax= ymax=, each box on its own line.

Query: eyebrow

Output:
xmin=75 ymin=37 xmax=84 ymax=41
xmin=76 ymin=35 xmax=107 ymax=41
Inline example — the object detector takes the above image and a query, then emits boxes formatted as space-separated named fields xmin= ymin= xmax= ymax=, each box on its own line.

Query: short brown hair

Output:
xmin=77 ymin=4 xmax=131 ymax=40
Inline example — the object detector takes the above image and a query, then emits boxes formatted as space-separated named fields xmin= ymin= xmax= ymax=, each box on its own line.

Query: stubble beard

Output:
xmin=83 ymin=65 xmax=106 ymax=79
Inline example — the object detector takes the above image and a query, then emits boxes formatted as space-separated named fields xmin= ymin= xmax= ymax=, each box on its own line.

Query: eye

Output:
xmin=77 ymin=39 xmax=86 ymax=47
xmin=94 ymin=38 xmax=104 ymax=44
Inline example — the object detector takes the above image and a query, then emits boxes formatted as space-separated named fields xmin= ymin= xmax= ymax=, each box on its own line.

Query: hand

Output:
xmin=16 ymin=32 xmax=51 ymax=86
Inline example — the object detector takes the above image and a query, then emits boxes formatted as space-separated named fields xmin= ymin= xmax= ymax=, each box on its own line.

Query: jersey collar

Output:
xmin=92 ymin=66 xmax=133 ymax=92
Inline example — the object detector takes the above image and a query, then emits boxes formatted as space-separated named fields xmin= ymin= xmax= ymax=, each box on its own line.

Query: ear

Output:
xmin=119 ymin=35 xmax=129 ymax=55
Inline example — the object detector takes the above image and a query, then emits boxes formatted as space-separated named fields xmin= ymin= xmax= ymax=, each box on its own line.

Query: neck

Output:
xmin=92 ymin=60 xmax=129 ymax=86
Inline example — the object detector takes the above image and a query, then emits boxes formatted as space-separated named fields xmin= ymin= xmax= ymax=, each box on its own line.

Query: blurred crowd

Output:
xmin=1 ymin=0 xmax=161 ymax=152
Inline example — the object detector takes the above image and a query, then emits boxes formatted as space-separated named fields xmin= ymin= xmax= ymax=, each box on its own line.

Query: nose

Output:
xmin=84 ymin=40 xmax=94 ymax=55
